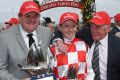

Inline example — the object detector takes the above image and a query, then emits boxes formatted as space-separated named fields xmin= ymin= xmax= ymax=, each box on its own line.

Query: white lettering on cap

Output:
xmin=26 ymin=4 xmax=37 ymax=9
xmin=64 ymin=14 xmax=75 ymax=19
xmin=93 ymin=14 xmax=102 ymax=19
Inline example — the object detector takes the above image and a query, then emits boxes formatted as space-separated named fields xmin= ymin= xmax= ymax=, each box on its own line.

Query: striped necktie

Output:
xmin=92 ymin=41 xmax=101 ymax=80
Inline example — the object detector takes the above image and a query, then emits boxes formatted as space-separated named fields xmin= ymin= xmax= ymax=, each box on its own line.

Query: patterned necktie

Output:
xmin=92 ymin=41 xmax=101 ymax=80
xmin=27 ymin=33 xmax=35 ymax=48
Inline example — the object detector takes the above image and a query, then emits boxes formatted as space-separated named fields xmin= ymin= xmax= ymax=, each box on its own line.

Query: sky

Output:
xmin=0 ymin=0 xmax=120 ymax=24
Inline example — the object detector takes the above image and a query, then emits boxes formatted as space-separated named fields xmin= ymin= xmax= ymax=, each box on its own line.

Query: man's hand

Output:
xmin=56 ymin=40 xmax=68 ymax=53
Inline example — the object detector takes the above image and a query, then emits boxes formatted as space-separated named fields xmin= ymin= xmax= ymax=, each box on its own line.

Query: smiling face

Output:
xmin=18 ymin=12 xmax=40 ymax=32
xmin=90 ymin=23 xmax=110 ymax=41
xmin=60 ymin=20 xmax=78 ymax=40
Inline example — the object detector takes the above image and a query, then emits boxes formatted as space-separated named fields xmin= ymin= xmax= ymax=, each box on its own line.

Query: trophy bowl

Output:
xmin=21 ymin=62 xmax=49 ymax=76
xmin=18 ymin=41 xmax=56 ymax=80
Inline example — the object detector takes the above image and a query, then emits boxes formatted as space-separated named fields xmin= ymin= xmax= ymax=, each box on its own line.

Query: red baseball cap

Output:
xmin=114 ymin=13 xmax=120 ymax=22
xmin=19 ymin=1 xmax=40 ymax=15
xmin=9 ymin=18 xmax=19 ymax=24
xmin=5 ymin=18 xmax=19 ymax=24
xmin=90 ymin=11 xmax=111 ymax=25
xmin=59 ymin=12 xmax=79 ymax=24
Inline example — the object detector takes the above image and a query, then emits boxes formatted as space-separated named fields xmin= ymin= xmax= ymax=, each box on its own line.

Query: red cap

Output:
xmin=19 ymin=1 xmax=40 ymax=15
xmin=5 ymin=18 xmax=19 ymax=24
xmin=59 ymin=12 xmax=79 ymax=24
xmin=9 ymin=18 xmax=19 ymax=24
xmin=90 ymin=11 xmax=111 ymax=25
xmin=114 ymin=13 xmax=120 ymax=22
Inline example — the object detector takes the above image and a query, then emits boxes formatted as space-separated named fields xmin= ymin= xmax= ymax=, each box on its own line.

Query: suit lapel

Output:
xmin=15 ymin=26 xmax=28 ymax=55
xmin=36 ymin=26 xmax=42 ymax=43
xmin=115 ymin=26 xmax=120 ymax=32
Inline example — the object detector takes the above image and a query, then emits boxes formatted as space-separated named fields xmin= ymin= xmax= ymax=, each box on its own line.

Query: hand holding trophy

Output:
xmin=18 ymin=40 xmax=56 ymax=80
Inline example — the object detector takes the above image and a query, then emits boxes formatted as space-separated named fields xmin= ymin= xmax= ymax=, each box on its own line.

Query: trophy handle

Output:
xmin=17 ymin=64 xmax=32 ymax=77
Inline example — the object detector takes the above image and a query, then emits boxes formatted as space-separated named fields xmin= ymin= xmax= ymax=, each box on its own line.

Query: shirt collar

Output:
xmin=99 ymin=34 xmax=108 ymax=47
xmin=19 ymin=24 xmax=37 ymax=37
xmin=63 ymin=37 xmax=74 ymax=44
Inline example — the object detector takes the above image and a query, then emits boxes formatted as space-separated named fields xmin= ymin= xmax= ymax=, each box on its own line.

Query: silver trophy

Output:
xmin=19 ymin=40 xmax=50 ymax=77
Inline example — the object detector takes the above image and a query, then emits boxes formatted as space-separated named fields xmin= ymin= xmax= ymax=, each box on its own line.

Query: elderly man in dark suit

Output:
xmin=0 ymin=1 xmax=52 ymax=80
xmin=110 ymin=13 xmax=120 ymax=35
xmin=86 ymin=11 xmax=120 ymax=80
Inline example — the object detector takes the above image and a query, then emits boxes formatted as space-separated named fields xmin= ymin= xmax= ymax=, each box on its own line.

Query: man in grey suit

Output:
xmin=0 ymin=1 xmax=52 ymax=80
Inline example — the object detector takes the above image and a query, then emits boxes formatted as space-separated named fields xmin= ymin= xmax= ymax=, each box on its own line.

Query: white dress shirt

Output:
xmin=86 ymin=34 xmax=108 ymax=80
xmin=19 ymin=25 xmax=38 ymax=49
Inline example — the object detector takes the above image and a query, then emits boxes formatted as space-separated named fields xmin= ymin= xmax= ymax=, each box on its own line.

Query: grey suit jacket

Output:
xmin=0 ymin=25 xmax=53 ymax=80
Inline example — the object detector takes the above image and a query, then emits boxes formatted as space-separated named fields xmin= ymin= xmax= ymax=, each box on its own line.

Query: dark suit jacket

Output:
xmin=110 ymin=26 xmax=120 ymax=35
xmin=76 ymin=27 xmax=93 ymax=47
xmin=107 ymin=33 xmax=120 ymax=80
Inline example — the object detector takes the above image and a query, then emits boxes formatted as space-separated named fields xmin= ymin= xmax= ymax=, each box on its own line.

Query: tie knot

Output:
xmin=27 ymin=33 xmax=33 ymax=38
xmin=95 ymin=41 xmax=100 ymax=46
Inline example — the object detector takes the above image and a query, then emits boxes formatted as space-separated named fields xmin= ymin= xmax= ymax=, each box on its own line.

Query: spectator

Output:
xmin=5 ymin=17 xmax=19 ymax=29
xmin=110 ymin=13 xmax=120 ymax=35
xmin=43 ymin=17 xmax=55 ymax=32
